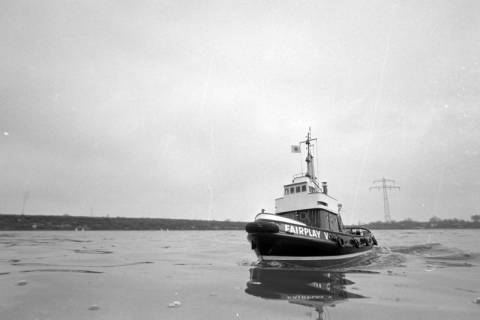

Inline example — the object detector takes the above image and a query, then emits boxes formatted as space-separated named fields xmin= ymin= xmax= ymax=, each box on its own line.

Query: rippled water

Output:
xmin=0 ymin=229 xmax=479 ymax=319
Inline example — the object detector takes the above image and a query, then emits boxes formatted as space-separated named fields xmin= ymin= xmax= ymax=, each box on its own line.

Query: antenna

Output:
xmin=369 ymin=178 xmax=400 ymax=222
xmin=21 ymin=191 xmax=30 ymax=215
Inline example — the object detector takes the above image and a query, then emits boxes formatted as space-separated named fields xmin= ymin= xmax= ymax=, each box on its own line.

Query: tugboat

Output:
xmin=246 ymin=129 xmax=377 ymax=266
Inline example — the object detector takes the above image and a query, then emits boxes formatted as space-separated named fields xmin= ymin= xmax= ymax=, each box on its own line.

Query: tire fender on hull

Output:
xmin=350 ymin=238 xmax=360 ymax=248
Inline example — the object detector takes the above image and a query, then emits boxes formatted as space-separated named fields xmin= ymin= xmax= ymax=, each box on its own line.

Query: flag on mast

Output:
xmin=291 ymin=145 xmax=301 ymax=153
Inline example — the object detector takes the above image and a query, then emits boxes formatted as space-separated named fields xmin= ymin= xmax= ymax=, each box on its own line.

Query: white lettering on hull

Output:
xmin=284 ymin=224 xmax=329 ymax=240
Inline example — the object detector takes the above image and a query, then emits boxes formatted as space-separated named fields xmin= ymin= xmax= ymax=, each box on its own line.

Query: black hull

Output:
xmin=246 ymin=220 xmax=376 ymax=267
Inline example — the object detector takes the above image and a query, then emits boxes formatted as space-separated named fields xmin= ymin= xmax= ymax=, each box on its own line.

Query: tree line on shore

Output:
xmin=360 ymin=215 xmax=480 ymax=229
xmin=0 ymin=214 xmax=247 ymax=231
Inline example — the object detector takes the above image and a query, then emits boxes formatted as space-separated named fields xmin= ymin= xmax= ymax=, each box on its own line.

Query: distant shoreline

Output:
xmin=360 ymin=219 xmax=480 ymax=230
xmin=0 ymin=214 xmax=246 ymax=231
xmin=0 ymin=214 xmax=478 ymax=231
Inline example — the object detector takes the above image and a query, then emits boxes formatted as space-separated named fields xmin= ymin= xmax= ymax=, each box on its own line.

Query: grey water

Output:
xmin=0 ymin=229 xmax=479 ymax=319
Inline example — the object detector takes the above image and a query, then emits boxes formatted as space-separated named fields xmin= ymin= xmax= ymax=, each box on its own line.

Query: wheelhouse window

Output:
xmin=329 ymin=213 xmax=340 ymax=232
xmin=296 ymin=186 xmax=301 ymax=193
xmin=319 ymin=211 xmax=329 ymax=229
xmin=284 ymin=188 xmax=289 ymax=195
xmin=290 ymin=187 xmax=294 ymax=193
xmin=301 ymin=185 xmax=306 ymax=192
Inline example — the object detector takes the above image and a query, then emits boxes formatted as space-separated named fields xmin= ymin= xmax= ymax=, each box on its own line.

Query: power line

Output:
xmin=369 ymin=178 xmax=400 ymax=222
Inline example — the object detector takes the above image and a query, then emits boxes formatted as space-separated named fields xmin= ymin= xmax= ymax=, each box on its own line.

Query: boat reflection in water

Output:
xmin=245 ymin=266 xmax=366 ymax=320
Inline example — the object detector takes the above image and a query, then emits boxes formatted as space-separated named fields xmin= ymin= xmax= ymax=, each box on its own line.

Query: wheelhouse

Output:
xmin=277 ymin=209 xmax=344 ymax=233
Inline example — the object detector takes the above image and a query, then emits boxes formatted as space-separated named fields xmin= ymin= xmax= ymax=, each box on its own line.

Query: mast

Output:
xmin=305 ymin=131 xmax=315 ymax=179
xmin=300 ymin=128 xmax=317 ymax=181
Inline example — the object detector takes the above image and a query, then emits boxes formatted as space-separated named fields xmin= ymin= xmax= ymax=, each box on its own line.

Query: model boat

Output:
xmin=246 ymin=129 xmax=377 ymax=266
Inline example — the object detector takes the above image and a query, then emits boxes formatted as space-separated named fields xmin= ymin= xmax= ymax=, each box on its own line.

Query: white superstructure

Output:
xmin=274 ymin=129 xmax=340 ymax=215
xmin=275 ymin=178 xmax=338 ymax=214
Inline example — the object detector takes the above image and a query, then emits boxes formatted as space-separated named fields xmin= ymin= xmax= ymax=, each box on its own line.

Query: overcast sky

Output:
xmin=1 ymin=0 xmax=479 ymax=223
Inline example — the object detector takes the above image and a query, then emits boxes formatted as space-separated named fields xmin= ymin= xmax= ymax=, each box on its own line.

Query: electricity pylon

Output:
xmin=370 ymin=178 xmax=400 ymax=222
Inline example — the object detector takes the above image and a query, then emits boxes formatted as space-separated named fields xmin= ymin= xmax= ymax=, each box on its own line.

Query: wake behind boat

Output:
xmin=246 ymin=129 xmax=377 ymax=266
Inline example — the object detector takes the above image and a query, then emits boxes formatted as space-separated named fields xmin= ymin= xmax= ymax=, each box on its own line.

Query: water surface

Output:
xmin=0 ymin=229 xmax=479 ymax=319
